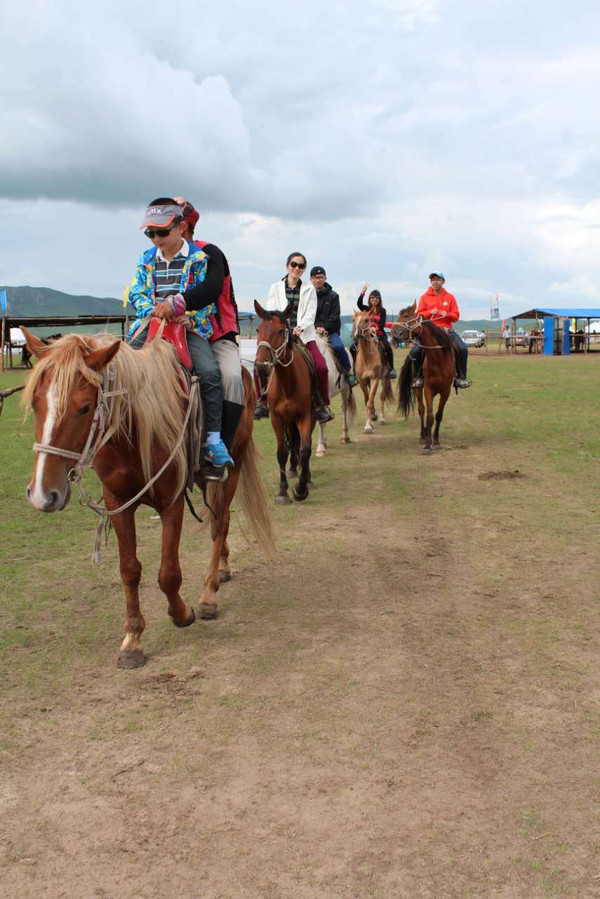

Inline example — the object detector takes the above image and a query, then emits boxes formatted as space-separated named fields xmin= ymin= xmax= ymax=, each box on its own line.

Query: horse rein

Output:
xmin=31 ymin=364 xmax=197 ymax=563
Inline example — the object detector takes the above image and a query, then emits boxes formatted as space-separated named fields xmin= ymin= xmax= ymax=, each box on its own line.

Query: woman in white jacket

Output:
xmin=255 ymin=252 xmax=333 ymax=423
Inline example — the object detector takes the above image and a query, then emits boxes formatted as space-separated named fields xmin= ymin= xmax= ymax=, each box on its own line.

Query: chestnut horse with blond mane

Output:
xmin=352 ymin=308 xmax=394 ymax=433
xmin=22 ymin=328 xmax=274 ymax=668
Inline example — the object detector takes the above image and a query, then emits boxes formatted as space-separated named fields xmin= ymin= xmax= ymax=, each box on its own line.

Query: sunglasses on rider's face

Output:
xmin=289 ymin=261 xmax=306 ymax=270
xmin=144 ymin=224 xmax=177 ymax=239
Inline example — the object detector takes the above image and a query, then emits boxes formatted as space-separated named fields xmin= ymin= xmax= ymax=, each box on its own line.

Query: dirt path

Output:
xmin=2 ymin=381 xmax=600 ymax=897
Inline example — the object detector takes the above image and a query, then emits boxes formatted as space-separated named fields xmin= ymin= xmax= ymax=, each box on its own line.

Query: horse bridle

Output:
xmin=353 ymin=316 xmax=379 ymax=344
xmin=32 ymin=366 xmax=125 ymax=484
xmin=256 ymin=325 xmax=295 ymax=369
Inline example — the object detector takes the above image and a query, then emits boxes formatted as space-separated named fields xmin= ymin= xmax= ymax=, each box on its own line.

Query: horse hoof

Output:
xmin=364 ymin=427 xmax=373 ymax=434
xmin=117 ymin=649 xmax=145 ymax=669
xmin=340 ymin=437 xmax=350 ymax=444
xmin=276 ymin=495 xmax=292 ymax=505
xmin=306 ymin=481 xmax=315 ymax=489
xmin=219 ymin=569 xmax=231 ymax=583
xmin=379 ymin=419 xmax=386 ymax=426
xmin=422 ymin=447 xmax=432 ymax=455
xmin=288 ymin=469 xmax=297 ymax=477
xmin=199 ymin=603 xmax=218 ymax=620
xmin=173 ymin=607 xmax=196 ymax=628
xmin=293 ymin=486 xmax=309 ymax=502
xmin=315 ymin=450 xmax=326 ymax=458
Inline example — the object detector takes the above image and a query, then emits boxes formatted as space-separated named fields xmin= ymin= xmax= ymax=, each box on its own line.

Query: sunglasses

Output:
xmin=289 ymin=261 xmax=306 ymax=270
xmin=144 ymin=224 xmax=177 ymax=239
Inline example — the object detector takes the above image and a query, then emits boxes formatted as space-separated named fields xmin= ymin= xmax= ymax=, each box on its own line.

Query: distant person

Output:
xmin=411 ymin=272 xmax=471 ymax=389
xmin=174 ymin=197 xmax=244 ymax=452
xmin=125 ymin=197 xmax=234 ymax=471
xmin=503 ymin=325 xmax=511 ymax=352
xmin=310 ymin=265 xmax=357 ymax=387
xmin=258 ymin=252 xmax=334 ymax=423
xmin=355 ymin=285 xmax=397 ymax=378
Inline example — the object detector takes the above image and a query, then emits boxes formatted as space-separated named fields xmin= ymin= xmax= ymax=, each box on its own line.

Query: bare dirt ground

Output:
xmin=2 ymin=355 xmax=600 ymax=898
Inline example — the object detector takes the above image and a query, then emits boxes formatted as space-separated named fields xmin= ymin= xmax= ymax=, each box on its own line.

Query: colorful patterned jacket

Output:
xmin=124 ymin=243 xmax=215 ymax=340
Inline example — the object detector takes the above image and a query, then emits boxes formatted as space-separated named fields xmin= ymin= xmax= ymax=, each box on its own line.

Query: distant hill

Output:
xmin=1 ymin=285 xmax=128 ymax=318
xmin=340 ymin=314 xmax=505 ymax=332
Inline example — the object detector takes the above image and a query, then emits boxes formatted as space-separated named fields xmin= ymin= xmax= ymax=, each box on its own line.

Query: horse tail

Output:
xmin=398 ymin=355 xmax=414 ymax=418
xmin=381 ymin=376 xmax=395 ymax=405
xmin=237 ymin=435 xmax=275 ymax=562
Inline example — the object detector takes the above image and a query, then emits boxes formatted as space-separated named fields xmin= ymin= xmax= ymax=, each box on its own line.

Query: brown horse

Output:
xmin=352 ymin=309 xmax=394 ymax=433
xmin=392 ymin=302 xmax=455 ymax=453
xmin=254 ymin=301 xmax=315 ymax=504
xmin=21 ymin=328 xmax=274 ymax=668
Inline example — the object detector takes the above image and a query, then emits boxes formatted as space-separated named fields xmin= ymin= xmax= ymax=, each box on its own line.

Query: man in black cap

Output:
xmin=310 ymin=266 xmax=357 ymax=387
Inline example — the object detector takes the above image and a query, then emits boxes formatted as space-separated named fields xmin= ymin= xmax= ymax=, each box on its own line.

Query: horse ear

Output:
xmin=284 ymin=301 xmax=295 ymax=319
xmin=254 ymin=300 xmax=266 ymax=319
xmin=21 ymin=327 xmax=52 ymax=359
xmin=85 ymin=340 xmax=121 ymax=372
xmin=410 ymin=301 xmax=417 ymax=312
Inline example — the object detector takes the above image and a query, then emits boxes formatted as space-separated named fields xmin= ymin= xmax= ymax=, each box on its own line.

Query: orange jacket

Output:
xmin=417 ymin=287 xmax=459 ymax=330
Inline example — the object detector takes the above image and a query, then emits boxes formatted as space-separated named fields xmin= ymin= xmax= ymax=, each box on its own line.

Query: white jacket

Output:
xmin=266 ymin=278 xmax=317 ymax=344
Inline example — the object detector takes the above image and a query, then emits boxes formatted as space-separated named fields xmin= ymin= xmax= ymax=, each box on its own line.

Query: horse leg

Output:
xmin=199 ymin=472 xmax=238 ymax=618
xmin=111 ymin=505 xmax=146 ymax=669
xmin=433 ymin=387 xmax=451 ymax=448
xmin=340 ymin=386 xmax=350 ymax=444
xmin=316 ymin=421 xmax=327 ymax=457
xmin=158 ymin=495 xmax=196 ymax=628
xmin=273 ymin=418 xmax=291 ymax=505
xmin=379 ymin=380 xmax=387 ymax=425
xmin=416 ymin=388 xmax=426 ymax=442
xmin=365 ymin=379 xmax=378 ymax=433
xmin=422 ymin=387 xmax=435 ymax=453
xmin=293 ymin=419 xmax=312 ymax=501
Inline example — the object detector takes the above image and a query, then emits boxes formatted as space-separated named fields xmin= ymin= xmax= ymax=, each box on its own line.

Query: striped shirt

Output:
xmin=285 ymin=278 xmax=301 ymax=327
xmin=154 ymin=240 xmax=189 ymax=300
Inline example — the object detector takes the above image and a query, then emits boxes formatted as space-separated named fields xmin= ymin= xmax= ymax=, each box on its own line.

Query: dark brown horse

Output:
xmin=254 ymin=301 xmax=315 ymax=504
xmin=392 ymin=303 xmax=455 ymax=453
xmin=21 ymin=328 xmax=274 ymax=668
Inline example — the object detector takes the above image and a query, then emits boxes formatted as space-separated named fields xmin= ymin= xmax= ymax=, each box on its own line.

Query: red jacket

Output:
xmin=417 ymin=287 xmax=459 ymax=330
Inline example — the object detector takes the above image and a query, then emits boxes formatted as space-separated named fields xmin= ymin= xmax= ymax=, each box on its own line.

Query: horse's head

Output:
xmin=352 ymin=309 xmax=373 ymax=342
xmin=254 ymin=301 xmax=293 ymax=374
xmin=391 ymin=302 xmax=418 ymax=343
xmin=22 ymin=330 xmax=120 ymax=512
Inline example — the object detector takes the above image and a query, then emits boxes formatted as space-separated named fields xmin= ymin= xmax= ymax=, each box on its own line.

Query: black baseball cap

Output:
xmin=310 ymin=266 xmax=326 ymax=277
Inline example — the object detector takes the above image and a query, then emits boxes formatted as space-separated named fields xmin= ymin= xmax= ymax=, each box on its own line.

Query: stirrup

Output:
xmin=454 ymin=377 xmax=472 ymax=389
xmin=315 ymin=406 xmax=334 ymax=423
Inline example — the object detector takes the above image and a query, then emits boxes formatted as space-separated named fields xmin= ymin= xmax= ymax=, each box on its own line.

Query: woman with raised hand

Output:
xmin=356 ymin=283 xmax=397 ymax=378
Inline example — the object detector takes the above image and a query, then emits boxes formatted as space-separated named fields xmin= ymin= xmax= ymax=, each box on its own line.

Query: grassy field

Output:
xmin=1 ymin=350 xmax=600 ymax=898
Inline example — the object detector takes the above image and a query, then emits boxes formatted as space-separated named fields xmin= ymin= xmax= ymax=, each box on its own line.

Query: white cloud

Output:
xmin=1 ymin=0 xmax=599 ymax=320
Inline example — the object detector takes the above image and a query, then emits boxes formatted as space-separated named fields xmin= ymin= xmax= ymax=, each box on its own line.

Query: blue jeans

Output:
xmin=328 ymin=331 xmax=351 ymax=371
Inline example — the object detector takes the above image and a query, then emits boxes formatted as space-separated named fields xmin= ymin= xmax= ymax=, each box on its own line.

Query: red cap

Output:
xmin=174 ymin=196 xmax=199 ymax=231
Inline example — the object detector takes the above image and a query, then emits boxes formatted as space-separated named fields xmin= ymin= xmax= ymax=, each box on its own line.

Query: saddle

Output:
xmin=294 ymin=337 xmax=323 ymax=406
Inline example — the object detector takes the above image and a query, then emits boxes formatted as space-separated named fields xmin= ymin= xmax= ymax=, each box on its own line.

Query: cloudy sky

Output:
xmin=1 ymin=0 xmax=599 ymax=318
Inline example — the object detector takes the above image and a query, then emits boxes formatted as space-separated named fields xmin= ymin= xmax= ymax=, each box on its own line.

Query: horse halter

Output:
xmin=256 ymin=324 xmax=295 ymax=368
xmin=32 ymin=365 xmax=126 ymax=485
xmin=394 ymin=313 xmax=423 ymax=340
xmin=353 ymin=316 xmax=378 ymax=343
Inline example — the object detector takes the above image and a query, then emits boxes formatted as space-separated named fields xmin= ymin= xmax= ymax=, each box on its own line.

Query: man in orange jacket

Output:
xmin=410 ymin=272 xmax=471 ymax=389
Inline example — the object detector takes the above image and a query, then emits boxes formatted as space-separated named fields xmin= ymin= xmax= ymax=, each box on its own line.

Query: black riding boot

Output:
xmin=222 ymin=401 xmax=245 ymax=452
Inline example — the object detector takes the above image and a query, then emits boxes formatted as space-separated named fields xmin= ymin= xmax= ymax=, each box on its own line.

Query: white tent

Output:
xmin=9 ymin=328 xmax=26 ymax=346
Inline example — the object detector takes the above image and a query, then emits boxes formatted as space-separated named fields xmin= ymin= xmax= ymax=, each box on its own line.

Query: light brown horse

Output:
xmin=254 ymin=301 xmax=315 ymax=504
xmin=22 ymin=329 xmax=274 ymax=668
xmin=351 ymin=309 xmax=394 ymax=433
xmin=392 ymin=302 xmax=455 ymax=453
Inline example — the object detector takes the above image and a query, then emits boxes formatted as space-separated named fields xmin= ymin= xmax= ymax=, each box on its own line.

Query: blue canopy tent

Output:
xmin=511 ymin=307 xmax=600 ymax=355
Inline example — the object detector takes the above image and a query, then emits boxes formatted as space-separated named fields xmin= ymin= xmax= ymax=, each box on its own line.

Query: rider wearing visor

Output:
xmin=125 ymin=198 xmax=234 ymax=471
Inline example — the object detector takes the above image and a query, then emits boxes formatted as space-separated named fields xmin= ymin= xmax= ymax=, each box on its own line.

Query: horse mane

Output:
xmin=23 ymin=333 xmax=188 ymax=497
xmin=423 ymin=320 xmax=453 ymax=348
